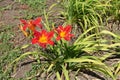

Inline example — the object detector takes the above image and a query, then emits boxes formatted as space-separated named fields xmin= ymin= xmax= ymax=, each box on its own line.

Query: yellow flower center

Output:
xmin=60 ymin=31 xmax=66 ymax=38
xmin=39 ymin=35 xmax=47 ymax=43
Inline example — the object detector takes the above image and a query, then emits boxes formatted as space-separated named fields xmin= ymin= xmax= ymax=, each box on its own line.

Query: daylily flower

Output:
xmin=56 ymin=25 xmax=74 ymax=41
xmin=32 ymin=30 xmax=54 ymax=48
xmin=20 ymin=17 xmax=42 ymax=32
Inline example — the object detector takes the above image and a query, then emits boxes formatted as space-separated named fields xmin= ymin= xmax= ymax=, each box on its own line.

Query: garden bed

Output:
xmin=0 ymin=0 xmax=120 ymax=80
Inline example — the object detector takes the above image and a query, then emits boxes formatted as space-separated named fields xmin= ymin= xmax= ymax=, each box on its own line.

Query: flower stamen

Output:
xmin=60 ymin=31 xmax=65 ymax=38
xmin=39 ymin=35 xmax=47 ymax=43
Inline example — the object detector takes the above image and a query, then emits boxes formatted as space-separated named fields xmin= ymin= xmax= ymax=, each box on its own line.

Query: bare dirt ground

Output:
xmin=0 ymin=0 xmax=120 ymax=80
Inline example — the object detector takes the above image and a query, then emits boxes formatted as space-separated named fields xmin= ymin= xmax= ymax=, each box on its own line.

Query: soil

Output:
xmin=0 ymin=0 xmax=120 ymax=80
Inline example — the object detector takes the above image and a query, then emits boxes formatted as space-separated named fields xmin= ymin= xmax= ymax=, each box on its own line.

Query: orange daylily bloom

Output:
xmin=56 ymin=25 xmax=74 ymax=41
xmin=32 ymin=30 xmax=54 ymax=48
xmin=19 ymin=25 xmax=28 ymax=37
xmin=20 ymin=17 xmax=42 ymax=32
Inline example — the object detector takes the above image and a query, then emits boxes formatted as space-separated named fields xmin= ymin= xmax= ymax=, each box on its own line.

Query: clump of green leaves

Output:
xmin=106 ymin=0 xmax=120 ymax=20
xmin=60 ymin=0 xmax=120 ymax=33
xmin=61 ymin=0 xmax=106 ymax=29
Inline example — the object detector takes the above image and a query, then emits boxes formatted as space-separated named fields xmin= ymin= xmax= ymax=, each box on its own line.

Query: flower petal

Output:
xmin=56 ymin=26 xmax=63 ymax=33
xmin=64 ymin=36 xmax=70 ymax=41
xmin=20 ymin=19 xmax=27 ymax=24
xmin=39 ymin=43 xmax=46 ymax=48
xmin=23 ymin=24 xmax=28 ymax=31
xmin=64 ymin=25 xmax=71 ymax=33
xmin=34 ymin=31 xmax=41 ymax=37
xmin=48 ymin=31 xmax=54 ymax=39
xmin=37 ymin=24 xmax=42 ymax=28
xmin=64 ymin=34 xmax=74 ymax=41
xmin=41 ymin=30 xmax=48 ymax=36
xmin=66 ymin=34 xmax=74 ymax=37
xmin=48 ymin=40 xmax=54 ymax=45
xmin=19 ymin=25 xmax=28 ymax=37
xmin=33 ymin=17 xmax=42 ymax=25
xmin=56 ymin=36 xmax=61 ymax=41
xmin=32 ymin=38 xmax=38 ymax=44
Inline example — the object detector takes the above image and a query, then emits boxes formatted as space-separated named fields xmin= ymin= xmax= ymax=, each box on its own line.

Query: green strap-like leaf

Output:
xmin=62 ymin=64 xmax=70 ymax=80
xmin=74 ymin=26 xmax=97 ymax=45
xmin=56 ymin=71 xmax=62 ymax=80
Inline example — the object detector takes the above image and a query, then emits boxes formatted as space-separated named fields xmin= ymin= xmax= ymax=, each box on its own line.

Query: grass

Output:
xmin=0 ymin=25 xmax=21 ymax=79
xmin=0 ymin=25 xmax=14 ymax=52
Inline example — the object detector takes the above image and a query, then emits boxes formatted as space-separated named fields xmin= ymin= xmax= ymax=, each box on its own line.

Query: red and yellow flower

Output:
xmin=20 ymin=17 xmax=42 ymax=32
xmin=32 ymin=30 xmax=54 ymax=48
xmin=56 ymin=25 xmax=74 ymax=41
